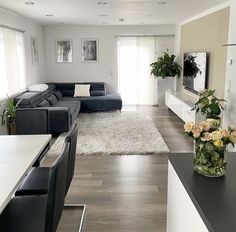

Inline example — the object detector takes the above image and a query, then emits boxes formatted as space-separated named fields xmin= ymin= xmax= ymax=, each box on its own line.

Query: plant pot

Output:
xmin=7 ymin=122 xmax=16 ymax=135
xmin=193 ymin=142 xmax=227 ymax=177
xmin=157 ymin=77 xmax=176 ymax=106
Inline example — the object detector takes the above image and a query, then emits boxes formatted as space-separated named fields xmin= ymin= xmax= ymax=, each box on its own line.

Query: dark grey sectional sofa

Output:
xmin=14 ymin=82 xmax=122 ymax=135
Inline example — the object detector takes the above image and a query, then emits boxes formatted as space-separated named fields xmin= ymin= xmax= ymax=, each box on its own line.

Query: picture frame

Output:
xmin=56 ymin=39 xmax=73 ymax=63
xmin=31 ymin=36 xmax=39 ymax=64
xmin=81 ymin=39 xmax=99 ymax=62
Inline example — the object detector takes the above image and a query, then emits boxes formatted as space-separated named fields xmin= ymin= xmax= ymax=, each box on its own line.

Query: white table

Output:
xmin=0 ymin=135 xmax=51 ymax=214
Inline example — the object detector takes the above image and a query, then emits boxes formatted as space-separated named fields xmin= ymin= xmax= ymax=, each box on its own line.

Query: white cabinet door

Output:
xmin=167 ymin=162 xmax=209 ymax=232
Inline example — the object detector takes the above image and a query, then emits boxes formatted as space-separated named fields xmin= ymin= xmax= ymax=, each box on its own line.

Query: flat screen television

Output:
xmin=183 ymin=52 xmax=208 ymax=94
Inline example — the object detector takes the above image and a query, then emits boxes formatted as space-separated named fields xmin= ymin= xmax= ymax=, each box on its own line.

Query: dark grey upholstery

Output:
xmin=47 ymin=95 xmax=58 ymax=105
xmin=15 ymin=124 xmax=79 ymax=197
xmin=38 ymin=99 xmax=50 ymax=107
xmin=0 ymin=142 xmax=70 ymax=232
xmin=14 ymin=82 xmax=122 ymax=134
xmin=53 ymin=82 xmax=122 ymax=112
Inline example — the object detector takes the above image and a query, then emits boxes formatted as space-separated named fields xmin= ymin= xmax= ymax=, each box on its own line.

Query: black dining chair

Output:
xmin=16 ymin=123 xmax=79 ymax=196
xmin=0 ymin=142 xmax=70 ymax=232
xmin=15 ymin=123 xmax=86 ymax=232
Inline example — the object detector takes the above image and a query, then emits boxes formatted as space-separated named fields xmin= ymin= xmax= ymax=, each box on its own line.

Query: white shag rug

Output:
xmin=48 ymin=112 xmax=169 ymax=156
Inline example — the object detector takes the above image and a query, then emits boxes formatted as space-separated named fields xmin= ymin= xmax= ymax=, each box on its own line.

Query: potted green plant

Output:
xmin=150 ymin=52 xmax=182 ymax=106
xmin=0 ymin=97 xmax=21 ymax=135
xmin=192 ymin=89 xmax=225 ymax=120
xmin=150 ymin=52 xmax=182 ymax=79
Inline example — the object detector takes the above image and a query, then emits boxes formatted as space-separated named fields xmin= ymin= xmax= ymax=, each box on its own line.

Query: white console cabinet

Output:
xmin=165 ymin=90 xmax=199 ymax=122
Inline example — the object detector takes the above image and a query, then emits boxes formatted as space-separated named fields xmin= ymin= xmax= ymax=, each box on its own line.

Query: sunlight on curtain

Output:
xmin=0 ymin=28 xmax=26 ymax=99
xmin=118 ymin=36 xmax=174 ymax=105
xmin=118 ymin=37 xmax=155 ymax=105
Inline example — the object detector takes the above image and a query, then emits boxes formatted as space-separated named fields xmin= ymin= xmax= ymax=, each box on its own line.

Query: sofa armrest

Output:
xmin=16 ymin=108 xmax=49 ymax=135
xmin=47 ymin=107 xmax=71 ymax=133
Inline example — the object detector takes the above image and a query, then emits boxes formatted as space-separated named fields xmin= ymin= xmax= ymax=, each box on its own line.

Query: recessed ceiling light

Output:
xmin=119 ymin=18 xmax=124 ymax=22
xmin=97 ymin=1 xmax=107 ymax=5
xmin=100 ymin=14 xmax=108 ymax=17
xmin=46 ymin=14 xmax=53 ymax=17
xmin=25 ymin=1 xmax=35 ymax=5
xmin=158 ymin=1 xmax=167 ymax=5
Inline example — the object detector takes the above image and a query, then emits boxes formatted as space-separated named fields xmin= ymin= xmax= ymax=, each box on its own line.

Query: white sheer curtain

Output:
xmin=118 ymin=36 xmax=174 ymax=105
xmin=0 ymin=27 xmax=26 ymax=99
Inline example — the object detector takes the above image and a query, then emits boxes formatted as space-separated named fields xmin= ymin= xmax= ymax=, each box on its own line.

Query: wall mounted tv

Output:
xmin=183 ymin=52 xmax=209 ymax=94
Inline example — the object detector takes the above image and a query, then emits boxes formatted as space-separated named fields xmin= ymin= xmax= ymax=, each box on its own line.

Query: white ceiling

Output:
xmin=0 ymin=0 xmax=229 ymax=25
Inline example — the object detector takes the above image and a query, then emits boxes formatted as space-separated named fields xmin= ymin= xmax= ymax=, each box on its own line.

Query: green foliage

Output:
xmin=150 ymin=52 xmax=182 ymax=79
xmin=192 ymin=89 xmax=225 ymax=119
xmin=1 ymin=97 xmax=21 ymax=126
xmin=194 ymin=141 xmax=227 ymax=177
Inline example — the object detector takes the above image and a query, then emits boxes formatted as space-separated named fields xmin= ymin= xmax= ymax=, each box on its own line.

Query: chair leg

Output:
xmin=64 ymin=204 xmax=86 ymax=232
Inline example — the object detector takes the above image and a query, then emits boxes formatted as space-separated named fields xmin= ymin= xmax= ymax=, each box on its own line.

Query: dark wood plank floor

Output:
xmin=46 ymin=106 xmax=193 ymax=232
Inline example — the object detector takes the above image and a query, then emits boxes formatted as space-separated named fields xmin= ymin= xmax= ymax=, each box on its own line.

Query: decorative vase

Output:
xmin=193 ymin=142 xmax=227 ymax=177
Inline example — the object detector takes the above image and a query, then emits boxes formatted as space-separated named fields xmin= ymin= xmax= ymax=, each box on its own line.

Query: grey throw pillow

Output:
xmin=38 ymin=99 xmax=50 ymax=107
xmin=54 ymin=90 xmax=63 ymax=99
xmin=47 ymin=95 xmax=58 ymax=105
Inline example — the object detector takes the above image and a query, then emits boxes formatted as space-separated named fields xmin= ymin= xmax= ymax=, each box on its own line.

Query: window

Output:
xmin=0 ymin=27 xmax=26 ymax=99
xmin=117 ymin=36 xmax=174 ymax=105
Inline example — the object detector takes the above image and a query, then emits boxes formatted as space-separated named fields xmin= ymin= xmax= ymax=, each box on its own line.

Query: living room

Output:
xmin=0 ymin=0 xmax=235 ymax=231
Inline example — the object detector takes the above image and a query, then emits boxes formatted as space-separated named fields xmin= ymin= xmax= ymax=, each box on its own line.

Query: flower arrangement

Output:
xmin=184 ymin=119 xmax=236 ymax=177
xmin=192 ymin=89 xmax=225 ymax=119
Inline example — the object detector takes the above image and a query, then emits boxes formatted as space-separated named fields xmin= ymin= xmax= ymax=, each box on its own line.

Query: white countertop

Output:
xmin=0 ymin=135 xmax=51 ymax=213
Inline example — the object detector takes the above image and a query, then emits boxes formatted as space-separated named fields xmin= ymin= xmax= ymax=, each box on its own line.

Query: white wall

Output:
xmin=0 ymin=8 xmax=46 ymax=134
xmin=44 ymin=25 xmax=176 ymax=92
xmin=223 ymin=0 xmax=236 ymax=132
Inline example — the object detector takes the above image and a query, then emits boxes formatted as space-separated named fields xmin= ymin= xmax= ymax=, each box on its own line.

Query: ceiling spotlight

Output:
xmin=119 ymin=18 xmax=124 ymax=22
xmin=100 ymin=14 xmax=108 ymax=17
xmin=158 ymin=1 xmax=167 ymax=4
xmin=97 ymin=1 xmax=107 ymax=5
xmin=25 ymin=1 xmax=35 ymax=5
xmin=46 ymin=14 xmax=53 ymax=17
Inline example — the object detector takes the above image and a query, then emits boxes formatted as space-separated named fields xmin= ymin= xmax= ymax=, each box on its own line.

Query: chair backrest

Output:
xmin=65 ymin=123 xmax=79 ymax=195
xmin=45 ymin=142 xmax=70 ymax=232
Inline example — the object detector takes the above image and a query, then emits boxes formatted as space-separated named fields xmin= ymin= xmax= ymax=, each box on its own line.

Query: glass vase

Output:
xmin=193 ymin=142 xmax=227 ymax=177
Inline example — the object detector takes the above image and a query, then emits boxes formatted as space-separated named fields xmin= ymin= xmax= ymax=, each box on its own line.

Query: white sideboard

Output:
xmin=167 ymin=161 xmax=209 ymax=232
xmin=165 ymin=90 xmax=201 ymax=122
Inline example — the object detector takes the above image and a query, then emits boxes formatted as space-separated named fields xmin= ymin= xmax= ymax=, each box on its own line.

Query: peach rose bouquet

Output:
xmin=184 ymin=119 xmax=236 ymax=177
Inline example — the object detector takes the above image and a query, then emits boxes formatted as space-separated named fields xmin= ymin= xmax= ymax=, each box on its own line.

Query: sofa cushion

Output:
xmin=38 ymin=99 xmax=50 ymax=107
xmin=54 ymin=90 xmax=63 ymax=100
xmin=47 ymin=95 xmax=58 ymax=105
xmin=74 ymin=84 xmax=90 ymax=97
xmin=53 ymin=100 xmax=81 ymax=122
xmin=90 ymin=90 xmax=105 ymax=96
